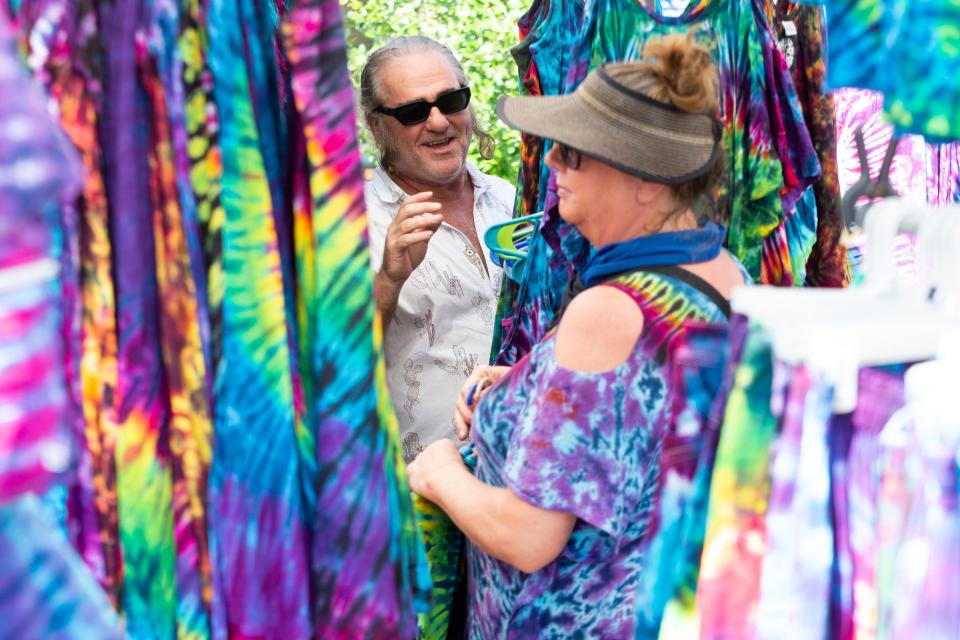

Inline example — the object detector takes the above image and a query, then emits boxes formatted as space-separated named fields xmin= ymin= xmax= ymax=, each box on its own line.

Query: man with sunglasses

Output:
xmin=359 ymin=36 xmax=514 ymax=462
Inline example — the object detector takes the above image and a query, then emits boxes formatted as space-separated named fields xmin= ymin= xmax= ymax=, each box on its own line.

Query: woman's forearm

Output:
xmin=430 ymin=465 xmax=516 ymax=561
xmin=427 ymin=464 xmax=575 ymax=574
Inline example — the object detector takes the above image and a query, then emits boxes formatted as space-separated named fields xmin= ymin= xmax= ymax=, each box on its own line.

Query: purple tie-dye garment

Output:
xmin=0 ymin=13 xmax=123 ymax=638
xmin=469 ymin=268 xmax=734 ymax=639
xmin=874 ymin=374 xmax=960 ymax=639
xmin=0 ymin=8 xmax=80 ymax=502
xmin=755 ymin=365 xmax=834 ymax=640
xmin=826 ymin=410 xmax=856 ymax=640
xmin=834 ymin=88 xmax=960 ymax=206
xmin=634 ymin=323 xmax=731 ymax=637
xmin=0 ymin=496 xmax=123 ymax=639
xmin=831 ymin=368 xmax=905 ymax=640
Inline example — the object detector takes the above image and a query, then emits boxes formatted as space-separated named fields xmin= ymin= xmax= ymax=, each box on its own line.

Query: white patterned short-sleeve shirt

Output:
xmin=366 ymin=164 xmax=515 ymax=462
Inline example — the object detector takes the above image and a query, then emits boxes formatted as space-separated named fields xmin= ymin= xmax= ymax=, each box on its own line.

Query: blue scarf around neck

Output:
xmin=580 ymin=221 xmax=727 ymax=287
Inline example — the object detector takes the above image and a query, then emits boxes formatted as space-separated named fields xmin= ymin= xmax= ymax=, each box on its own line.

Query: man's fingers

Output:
xmin=396 ymin=213 xmax=442 ymax=235
xmin=394 ymin=198 xmax=441 ymax=222
xmin=393 ymin=230 xmax=435 ymax=250
xmin=396 ymin=201 xmax=441 ymax=219
xmin=404 ymin=191 xmax=435 ymax=203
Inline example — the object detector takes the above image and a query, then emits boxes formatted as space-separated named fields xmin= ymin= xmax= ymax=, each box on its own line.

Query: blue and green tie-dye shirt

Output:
xmin=824 ymin=0 xmax=960 ymax=142
xmin=495 ymin=0 xmax=819 ymax=367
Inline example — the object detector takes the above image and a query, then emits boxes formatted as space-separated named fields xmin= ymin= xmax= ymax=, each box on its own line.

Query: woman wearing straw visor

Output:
xmin=407 ymin=34 xmax=749 ymax=637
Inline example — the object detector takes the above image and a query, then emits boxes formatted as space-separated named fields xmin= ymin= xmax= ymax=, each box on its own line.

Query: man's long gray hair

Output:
xmin=359 ymin=36 xmax=495 ymax=170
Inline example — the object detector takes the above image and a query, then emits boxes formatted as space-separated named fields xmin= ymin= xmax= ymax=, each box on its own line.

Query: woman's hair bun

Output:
xmin=637 ymin=33 xmax=718 ymax=115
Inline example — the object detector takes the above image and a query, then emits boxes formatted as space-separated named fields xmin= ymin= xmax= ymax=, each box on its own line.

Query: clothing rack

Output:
xmin=732 ymin=198 xmax=960 ymax=411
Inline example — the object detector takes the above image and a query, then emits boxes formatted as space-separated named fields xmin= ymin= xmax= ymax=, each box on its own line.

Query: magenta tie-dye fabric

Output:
xmin=0 ymin=11 xmax=125 ymax=639
xmin=0 ymin=6 xmax=79 ymax=505
xmin=834 ymin=88 xmax=960 ymax=206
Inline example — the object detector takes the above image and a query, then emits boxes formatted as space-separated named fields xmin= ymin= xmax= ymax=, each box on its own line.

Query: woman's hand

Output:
xmin=407 ymin=438 xmax=466 ymax=504
xmin=409 ymin=436 xmax=578 ymax=574
xmin=454 ymin=365 xmax=512 ymax=440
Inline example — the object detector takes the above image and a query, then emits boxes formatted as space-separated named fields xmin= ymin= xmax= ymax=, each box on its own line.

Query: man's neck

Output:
xmin=388 ymin=166 xmax=473 ymax=203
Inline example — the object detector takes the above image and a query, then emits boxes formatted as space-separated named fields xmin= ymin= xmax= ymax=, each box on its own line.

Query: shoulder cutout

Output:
xmin=554 ymin=284 xmax=645 ymax=373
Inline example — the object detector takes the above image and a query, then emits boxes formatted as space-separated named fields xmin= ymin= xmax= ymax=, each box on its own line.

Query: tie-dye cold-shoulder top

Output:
xmin=466 ymin=257 xmax=749 ymax=639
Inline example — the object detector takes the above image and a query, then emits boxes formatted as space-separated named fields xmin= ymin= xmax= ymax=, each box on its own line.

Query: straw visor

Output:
xmin=497 ymin=65 xmax=721 ymax=185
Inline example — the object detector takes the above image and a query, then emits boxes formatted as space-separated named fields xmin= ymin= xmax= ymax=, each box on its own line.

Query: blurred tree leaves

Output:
xmin=341 ymin=0 xmax=528 ymax=181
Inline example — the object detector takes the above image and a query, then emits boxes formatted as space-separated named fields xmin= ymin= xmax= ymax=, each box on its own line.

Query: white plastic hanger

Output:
xmin=730 ymin=198 xmax=960 ymax=412
xmin=926 ymin=211 xmax=960 ymax=315
xmin=731 ymin=198 xmax=924 ymax=322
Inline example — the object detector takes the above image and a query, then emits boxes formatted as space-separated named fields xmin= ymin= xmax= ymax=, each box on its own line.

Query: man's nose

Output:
xmin=425 ymin=106 xmax=449 ymax=130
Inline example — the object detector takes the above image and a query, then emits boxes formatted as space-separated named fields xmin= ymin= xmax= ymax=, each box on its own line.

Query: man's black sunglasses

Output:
xmin=376 ymin=86 xmax=472 ymax=126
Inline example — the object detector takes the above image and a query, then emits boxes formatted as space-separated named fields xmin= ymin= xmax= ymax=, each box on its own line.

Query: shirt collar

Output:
xmin=465 ymin=162 xmax=496 ymax=199
xmin=369 ymin=162 xmax=495 ymax=206
xmin=369 ymin=164 xmax=406 ymax=204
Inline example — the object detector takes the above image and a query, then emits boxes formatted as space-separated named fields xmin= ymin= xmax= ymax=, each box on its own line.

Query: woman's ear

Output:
xmin=633 ymin=176 xmax=666 ymax=206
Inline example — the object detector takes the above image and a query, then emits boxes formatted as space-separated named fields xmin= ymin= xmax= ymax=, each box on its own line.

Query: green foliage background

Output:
xmin=341 ymin=0 xmax=529 ymax=181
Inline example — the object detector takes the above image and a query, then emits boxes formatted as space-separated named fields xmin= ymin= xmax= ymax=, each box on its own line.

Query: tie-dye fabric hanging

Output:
xmin=495 ymin=0 xmax=821 ymax=366
xmin=2 ymin=0 xmax=428 ymax=635
xmin=0 ymin=11 xmax=124 ymax=637
xmin=0 ymin=7 xmax=78 ymax=502
xmin=0 ymin=496 xmax=125 ymax=640
xmin=284 ymin=0 xmax=431 ymax=636
xmin=762 ymin=0 xmax=848 ymax=287
xmin=753 ymin=366 xmax=834 ymax=639
xmin=834 ymin=88 xmax=960 ymax=206
xmin=824 ymin=0 xmax=960 ymax=142
xmin=692 ymin=327 xmax=779 ymax=639
xmin=633 ymin=324 xmax=732 ymax=638
xmin=7 ymin=0 xmax=123 ymax=600
xmin=491 ymin=0 xmax=586 ymax=364
xmin=204 ymin=0 xmax=311 ymax=634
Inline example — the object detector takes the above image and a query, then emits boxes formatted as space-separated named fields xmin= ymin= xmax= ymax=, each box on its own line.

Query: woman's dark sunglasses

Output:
xmin=376 ymin=86 xmax=472 ymax=126
xmin=556 ymin=142 xmax=582 ymax=170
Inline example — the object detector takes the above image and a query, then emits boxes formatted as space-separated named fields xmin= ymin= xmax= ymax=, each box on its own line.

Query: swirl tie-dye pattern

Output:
xmin=762 ymin=1 xmax=849 ymax=287
xmin=824 ymin=0 xmax=960 ymax=141
xmin=0 ymin=10 xmax=124 ymax=637
xmin=492 ymin=0 xmax=585 ymax=364
xmin=284 ymin=1 xmax=431 ymax=636
xmin=3 ymin=0 xmax=427 ymax=636
xmin=471 ymin=265 xmax=739 ymax=638
xmin=495 ymin=0 xmax=821 ymax=368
